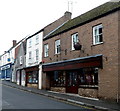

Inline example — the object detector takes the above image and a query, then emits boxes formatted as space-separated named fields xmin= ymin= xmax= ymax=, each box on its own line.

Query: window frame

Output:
xmin=55 ymin=39 xmax=61 ymax=54
xmin=29 ymin=38 xmax=32 ymax=48
xmin=35 ymin=49 xmax=39 ymax=61
xmin=29 ymin=51 xmax=32 ymax=60
xmin=19 ymin=56 xmax=23 ymax=65
xmin=93 ymin=24 xmax=103 ymax=45
xmin=44 ymin=44 xmax=49 ymax=57
xmin=71 ymin=33 xmax=79 ymax=50
xmin=35 ymin=34 xmax=39 ymax=45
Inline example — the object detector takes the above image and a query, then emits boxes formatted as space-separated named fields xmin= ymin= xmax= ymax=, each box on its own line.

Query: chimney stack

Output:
xmin=64 ymin=11 xmax=72 ymax=20
xmin=13 ymin=40 xmax=17 ymax=47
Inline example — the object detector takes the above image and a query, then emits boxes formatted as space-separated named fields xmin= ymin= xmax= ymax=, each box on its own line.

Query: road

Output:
xmin=2 ymin=84 xmax=96 ymax=110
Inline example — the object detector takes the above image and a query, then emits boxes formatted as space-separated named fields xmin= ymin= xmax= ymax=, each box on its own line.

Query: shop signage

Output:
xmin=1 ymin=64 xmax=10 ymax=70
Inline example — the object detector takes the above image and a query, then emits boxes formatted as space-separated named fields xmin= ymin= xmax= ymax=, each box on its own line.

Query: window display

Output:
xmin=27 ymin=71 xmax=38 ymax=84
xmin=51 ymin=71 xmax=65 ymax=87
xmin=78 ymin=68 xmax=98 ymax=86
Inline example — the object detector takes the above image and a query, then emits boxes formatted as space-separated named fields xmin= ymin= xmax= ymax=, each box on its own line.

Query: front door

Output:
xmin=66 ymin=71 xmax=78 ymax=94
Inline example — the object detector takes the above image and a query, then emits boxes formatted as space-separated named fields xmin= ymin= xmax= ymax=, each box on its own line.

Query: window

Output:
xmin=72 ymin=33 xmax=79 ymax=50
xmin=35 ymin=49 xmax=39 ymax=61
xmin=36 ymin=35 xmax=39 ymax=44
xmin=19 ymin=56 xmax=23 ymax=65
xmin=93 ymin=24 xmax=103 ymax=45
xmin=29 ymin=51 xmax=32 ymax=60
xmin=55 ymin=39 xmax=60 ymax=54
xmin=51 ymin=71 xmax=66 ymax=87
xmin=27 ymin=71 xmax=38 ymax=83
xmin=44 ymin=44 xmax=49 ymax=57
xmin=78 ymin=68 xmax=98 ymax=86
xmin=29 ymin=39 xmax=32 ymax=47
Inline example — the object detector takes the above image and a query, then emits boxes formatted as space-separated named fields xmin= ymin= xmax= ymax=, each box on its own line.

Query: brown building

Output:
xmin=42 ymin=1 xmax=120 ymax=103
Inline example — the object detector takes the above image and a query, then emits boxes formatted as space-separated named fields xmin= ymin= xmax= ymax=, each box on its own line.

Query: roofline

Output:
xmin=0 ymin=36 xmax=27 ymax=56
xmin=44 ymin=4 xmax=120 ymax=40
xmin=26 ymin=29 xmax=44 ymax=40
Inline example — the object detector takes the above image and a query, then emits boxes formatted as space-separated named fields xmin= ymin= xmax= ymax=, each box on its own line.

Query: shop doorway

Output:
xmin=66 ymin=71 xmax=78 ymax=94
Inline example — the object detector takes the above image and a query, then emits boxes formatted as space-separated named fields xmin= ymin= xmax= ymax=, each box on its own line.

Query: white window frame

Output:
xmin=93 ymin=24 xmax=103 ymax=45
xmin=44 ymin=44 xmax=49 ymax=57
xmin=20 ymin=56 xmax=23 ymax=65
xmin=36 ymin=34 xmax=39 ymax=45
xmin=29 ymin=51 xmax=32 ymax=60
xmin=55 ymin=39 xmax=60 ymax=54
xmin=29 ymin=39 xmax=32 ymax=47
xmin=35 ymin=49 xmax=39 ymax=61
xmin=71 ymin=33 xmax=79 ymax=50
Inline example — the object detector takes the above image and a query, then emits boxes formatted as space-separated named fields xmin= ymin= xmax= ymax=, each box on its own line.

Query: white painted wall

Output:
xmin=26 ymin=31 xmax=43 ymax=89
xmin=26 ymin=31 xmax=43 ymax=67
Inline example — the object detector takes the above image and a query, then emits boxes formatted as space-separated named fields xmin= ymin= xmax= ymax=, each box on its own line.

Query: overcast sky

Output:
xmin=0 ymin=0 xmax=110 ymax=55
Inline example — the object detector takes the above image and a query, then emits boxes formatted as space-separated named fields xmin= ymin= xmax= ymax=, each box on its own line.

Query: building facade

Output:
xmin=0 ymin=41 xmax=17 ymax=80
xmin=42 ymin=1 xmax=120 ymax=102
xmin=25 ymin=30 xmax=43 ymax=89
xmin=13 ymin=40 xmax=26 ymax=86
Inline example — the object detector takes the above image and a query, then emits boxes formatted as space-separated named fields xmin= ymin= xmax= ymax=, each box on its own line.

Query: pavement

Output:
xmin=1 ymin=80 xmax=120 ymax=111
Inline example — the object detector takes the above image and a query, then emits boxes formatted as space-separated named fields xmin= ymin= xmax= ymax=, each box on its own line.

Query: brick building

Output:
xmin=42 ymin=1 xmax=120 ymax=102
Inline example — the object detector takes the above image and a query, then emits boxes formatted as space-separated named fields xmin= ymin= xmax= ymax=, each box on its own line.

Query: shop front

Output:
xmin=43 ymin=55 xmax=102 ymax=97
xmin=16 ymin=69 xmax=26 ymax=86
xmin=0 ymin=63 xmax=12 ymax=80
xmin=25 ymin=66 xmax=39 ymax=88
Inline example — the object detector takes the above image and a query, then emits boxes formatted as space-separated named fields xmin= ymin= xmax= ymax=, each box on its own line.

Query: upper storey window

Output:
xmin=71 ymin=33 xmax=79 ymax=50
xmin=93 ymin=24 xmax=103 ymax=45
xmin=55 ymin=39 xmax=60 ymax=54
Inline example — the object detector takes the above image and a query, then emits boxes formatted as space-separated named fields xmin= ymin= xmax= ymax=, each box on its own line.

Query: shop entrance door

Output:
xmin=66 ymin=71 xmax=78 ymax=94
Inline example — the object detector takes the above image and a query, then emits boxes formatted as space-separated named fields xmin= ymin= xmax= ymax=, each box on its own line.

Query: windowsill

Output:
xmin=35 ymin=43 xmax=39 ymax=45
xmin=55 ymin=53 xmax=60 ymax=55
xmin=92 ymin=42 xmax=104 ymax=46
xmin=44 ymin=56 xmax=49 ymax=58
xmin=79 ymin=85 xmax=98 ymax=89
xmin=27 ymin=83 xmax=38 ymax=84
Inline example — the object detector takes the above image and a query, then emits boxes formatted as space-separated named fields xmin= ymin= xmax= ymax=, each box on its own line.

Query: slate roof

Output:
xmin=44 ymin=1 xmax=120 ymax=40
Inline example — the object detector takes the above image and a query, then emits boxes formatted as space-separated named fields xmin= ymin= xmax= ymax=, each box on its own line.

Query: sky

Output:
xmin=0 ymin=0 xmax=110 ymax=55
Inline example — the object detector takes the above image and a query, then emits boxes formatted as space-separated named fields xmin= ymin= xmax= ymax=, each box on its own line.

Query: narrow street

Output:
xmin=2 ymin=84 xmax=96 ymax=110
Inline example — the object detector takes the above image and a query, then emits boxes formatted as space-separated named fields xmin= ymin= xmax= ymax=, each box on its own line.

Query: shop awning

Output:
xmin=42 ymin=54 xmax=103 ymax=72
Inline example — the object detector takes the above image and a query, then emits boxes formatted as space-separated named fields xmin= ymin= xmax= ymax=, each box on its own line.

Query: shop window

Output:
xmin=78 ymin=68 xmax=98 ymax=86
xmin=27 ymin=71 xmax=38 ymax=83
xmin=51 ymin=71 xmax=65 ymax=87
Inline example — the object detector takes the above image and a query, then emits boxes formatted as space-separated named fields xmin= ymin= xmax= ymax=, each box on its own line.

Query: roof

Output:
xmin=45 ymin=1 xmax=120 ymax=40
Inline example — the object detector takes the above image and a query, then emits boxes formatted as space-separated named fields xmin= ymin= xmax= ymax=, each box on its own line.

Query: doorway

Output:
xmin=66 ymin=71 xmax=78 ymax=94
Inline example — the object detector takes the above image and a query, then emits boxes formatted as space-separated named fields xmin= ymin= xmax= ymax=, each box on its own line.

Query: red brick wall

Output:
xmin=43 ymin=11 xmax=119 ymax=101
